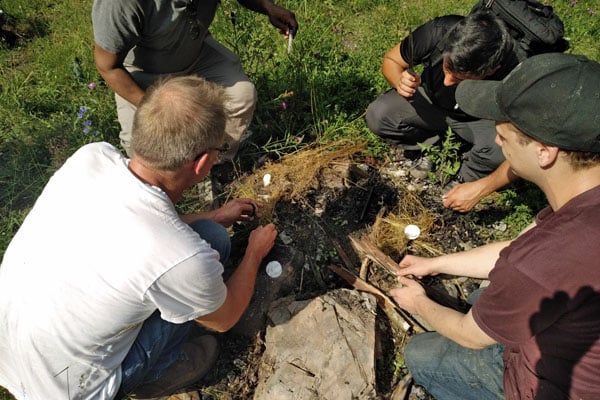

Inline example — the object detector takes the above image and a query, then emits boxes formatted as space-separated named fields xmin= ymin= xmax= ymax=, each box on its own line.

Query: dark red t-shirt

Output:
xmin=473 ymin=185 xmax=600 ymax=399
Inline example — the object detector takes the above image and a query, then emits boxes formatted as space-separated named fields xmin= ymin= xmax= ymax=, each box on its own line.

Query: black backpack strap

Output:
xmin=472 ymin=0 xmax=568 ymax=55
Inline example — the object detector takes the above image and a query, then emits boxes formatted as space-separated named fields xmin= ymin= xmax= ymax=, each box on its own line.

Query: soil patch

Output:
xmin=192 ymin=145 xmax=512 ymax=399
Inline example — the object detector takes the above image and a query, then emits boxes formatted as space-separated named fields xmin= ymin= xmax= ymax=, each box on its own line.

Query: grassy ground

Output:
xmin=0 ymin=0 xmax=598 ymax=398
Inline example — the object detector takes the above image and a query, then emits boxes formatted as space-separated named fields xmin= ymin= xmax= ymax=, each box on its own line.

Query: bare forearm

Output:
xmin=382 ymin=58 xmax=404 ymax=89
xmin=221 ymin=252 xmax=262 ymax=322
xmin=414 ymin=297 xmax=495 ymax=349
xmin=195 ymin=250 xmax=262 ymax=332
xmin=94 ymin=44 xmax=145 ymax=106
xmin=431 ymin=240 xmax=511 ymax=279
xmin=382 ymin=44 xmax=407 ymax=88
xmin=236 ymin=0 xmax=273 ymax=13
xmin=477 ymin=161 xmax=518 ymax=196
xmin=100 ymin=67 xmax=145 ymax=106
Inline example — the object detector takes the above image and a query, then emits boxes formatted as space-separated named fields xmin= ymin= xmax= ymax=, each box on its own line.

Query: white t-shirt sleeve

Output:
xmin=146 ymin=250 xmax=228 ymax=324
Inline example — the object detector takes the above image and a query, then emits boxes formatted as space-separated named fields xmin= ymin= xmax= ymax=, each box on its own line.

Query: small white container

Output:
xmin=265 ymin=261 xmax=282 ymax=278
xmin=263 ymin=174 xmax=272 ymax=187
xmin=404 ymin=224 xmax=421 ymax=240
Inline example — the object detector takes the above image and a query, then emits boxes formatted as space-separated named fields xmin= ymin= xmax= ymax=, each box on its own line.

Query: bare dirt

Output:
xmin=189 ymin=147 xmax=521 ymax=400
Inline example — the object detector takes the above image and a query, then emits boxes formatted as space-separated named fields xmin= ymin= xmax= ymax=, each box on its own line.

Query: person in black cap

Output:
xmin=389 ymin=52 xmax=600 ymax=399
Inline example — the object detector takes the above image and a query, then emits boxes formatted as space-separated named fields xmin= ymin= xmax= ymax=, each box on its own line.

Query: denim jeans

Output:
xmin=404 ymin=288 xmax=505 ymax=400
xmin=116 ymin=219 xmax=230 ymax=398
xmin=404 ymin=332 xmax=505 ymax=400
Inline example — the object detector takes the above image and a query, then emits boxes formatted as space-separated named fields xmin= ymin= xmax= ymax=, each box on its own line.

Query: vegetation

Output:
xmin=0 ymin=0 xmax=598 ymax=397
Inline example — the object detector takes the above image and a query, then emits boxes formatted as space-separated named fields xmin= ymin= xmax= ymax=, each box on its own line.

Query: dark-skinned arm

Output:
xmin=94 ymin=44 xmax=145 ymax=107
xmin=236 ymin=0 xmax=298 ymax=35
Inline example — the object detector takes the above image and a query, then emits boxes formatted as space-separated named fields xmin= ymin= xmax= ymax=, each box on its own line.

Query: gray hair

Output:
xmin=131 ymin=75 xmax=228 ymax=170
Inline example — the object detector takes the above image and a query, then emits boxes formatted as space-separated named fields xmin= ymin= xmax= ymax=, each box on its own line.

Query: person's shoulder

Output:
xmin=92 ymin=0 xmax=145 ymax=18
xmin=73 ymin=142 xmax=122 ymax=162
xmin=416 ymin=14 xmax=463 ymax=38
xmin=430 ymin=14 xmax=464 ymax=28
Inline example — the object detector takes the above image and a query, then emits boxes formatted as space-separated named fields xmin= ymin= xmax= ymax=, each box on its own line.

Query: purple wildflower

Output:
xmin=588 ymin=8 xmax=597 ymax=15
xmin=84 ymin=119 xmax=92 ymax=126
xmin=83 ymin=127 xmax=91 ymax=134
xmin=569 ymin=1 xmax=577 ymax=7
xmin=87 ymin=82 xmax=97 ymax=91
xmin=79 ymin=106 xmax=88 ymax=114
xmin=281 ymin=101 xmax=287 ymax=110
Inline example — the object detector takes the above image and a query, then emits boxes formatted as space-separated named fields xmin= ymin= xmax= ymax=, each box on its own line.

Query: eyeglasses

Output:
xmin=194 ymin=142 xmax=230 ymax=161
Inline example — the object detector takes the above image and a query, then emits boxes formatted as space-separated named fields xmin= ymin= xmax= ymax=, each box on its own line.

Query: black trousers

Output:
xmin=365 ymin=88 xmax=505 ymax=182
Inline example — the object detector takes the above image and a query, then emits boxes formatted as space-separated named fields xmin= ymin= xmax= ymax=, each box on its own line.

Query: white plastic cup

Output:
xmin=265 ymin=261 xmax=282 ymax=278
xmin=404 ymin=224 xmax=421 ymax=240
xmin=263 ymin=173 xmax=272 ymax=187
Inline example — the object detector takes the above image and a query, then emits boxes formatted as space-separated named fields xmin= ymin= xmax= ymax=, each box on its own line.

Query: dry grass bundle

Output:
xmin=367 ymin=185 xmax=442 ymax=261
xmin=232 ymin=139 xmax=369 ymax=219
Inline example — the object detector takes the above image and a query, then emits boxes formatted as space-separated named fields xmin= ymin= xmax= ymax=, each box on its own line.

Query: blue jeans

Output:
xmin=116 ymin=219 xmax=230 ymax=398
xmin=405 ymin=332 xmax=505 ymax=400
xmin=404 ymin=288 xmax=505 ymax=400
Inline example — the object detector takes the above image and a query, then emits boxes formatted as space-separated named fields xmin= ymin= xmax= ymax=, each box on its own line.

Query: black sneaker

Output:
xmin=442 ymin=175 xmax=465 ymax=193
xmin=132 ymin=335 xmax=220 ymax=399
xmin=409 ymin=156 xmax=433 ymax=179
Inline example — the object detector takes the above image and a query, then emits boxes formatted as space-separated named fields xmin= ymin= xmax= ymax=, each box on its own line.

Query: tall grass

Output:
xmin=0 ymin=0 xmax=598 ymax=397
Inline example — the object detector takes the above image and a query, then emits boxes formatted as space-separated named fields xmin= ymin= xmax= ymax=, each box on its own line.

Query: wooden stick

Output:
xmin=391 ymin=372 xmax=413 ymax=400
xmin=331 ymin=238 xmax=355 ymax=271
xmin=349 ymin=235 xmax=433 ymax=331
xmin=328 ymin=264 xmax=425 ymax=333
xmin=359 ymin=258 xmax=370 ymax=281
xmin=350 ymin=236 xmax=400 ymax=277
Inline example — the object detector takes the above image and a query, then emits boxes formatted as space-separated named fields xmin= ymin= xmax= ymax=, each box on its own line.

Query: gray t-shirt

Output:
xmin=92 ymin=0 xmax=219 ymax=73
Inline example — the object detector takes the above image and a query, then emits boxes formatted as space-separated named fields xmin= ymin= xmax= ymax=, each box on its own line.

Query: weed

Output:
xmin=419 ymin=128 xmax=462 ymax=187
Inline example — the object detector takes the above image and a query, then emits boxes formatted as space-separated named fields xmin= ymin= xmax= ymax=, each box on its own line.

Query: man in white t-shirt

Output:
xmin=0 ymin=76 xmax=277 ymax=399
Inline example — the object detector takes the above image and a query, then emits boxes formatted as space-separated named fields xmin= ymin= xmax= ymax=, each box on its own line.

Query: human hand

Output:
xmin=213 ymin=198 xmax=262 ymax=228
xmin=442 ymin=181 xmax=486 ymax=213
xmin=247 ymin=223 xmax=278 ymax=260
xmin=265 ymin=3 xmax=298 ymax=36
xmin=389 ymin=276 xmax=427 ymax=315
xmin=396 ymin=255 xmax=439 ymax=279
xmin=395 ymin=69 xmax=420 ymax=98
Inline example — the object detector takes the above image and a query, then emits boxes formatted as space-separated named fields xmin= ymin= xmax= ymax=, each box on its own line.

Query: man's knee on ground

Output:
xmin=404 ymin=332 xmax=448 ymax=381
xmin=365 ymin=99 xmax=390 ymax=136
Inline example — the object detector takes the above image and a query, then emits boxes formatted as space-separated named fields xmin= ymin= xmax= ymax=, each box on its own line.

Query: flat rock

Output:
xmin=253 ymin=289 xmax=378 ymax=400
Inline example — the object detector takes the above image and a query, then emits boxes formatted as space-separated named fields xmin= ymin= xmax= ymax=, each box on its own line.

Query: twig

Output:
xmin=350 ymin=236 xmax=400 ymax=277
xmin=328 ymin=264 xmax=425 ymax=333
xmin=359 ymin=258 xmax=370 ymax=281
xmin=391 ymin=372 xmax=413 ymax=400
xmin=331 ymin=238 xmax=355 ymax=271
xmin=349 ymin=235 xmax=433 ymax=331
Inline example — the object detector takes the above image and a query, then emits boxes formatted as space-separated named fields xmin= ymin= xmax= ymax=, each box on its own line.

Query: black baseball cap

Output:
xmin=456 ymin=53 xmax=600 ymax=153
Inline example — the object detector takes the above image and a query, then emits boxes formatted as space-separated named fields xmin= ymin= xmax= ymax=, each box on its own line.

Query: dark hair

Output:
xmin=444 ymin=11 xmax=513 ymax=76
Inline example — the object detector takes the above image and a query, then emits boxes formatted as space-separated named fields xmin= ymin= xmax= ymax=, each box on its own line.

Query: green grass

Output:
xmin=0 ymin=0 xmax=598 ymax=397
